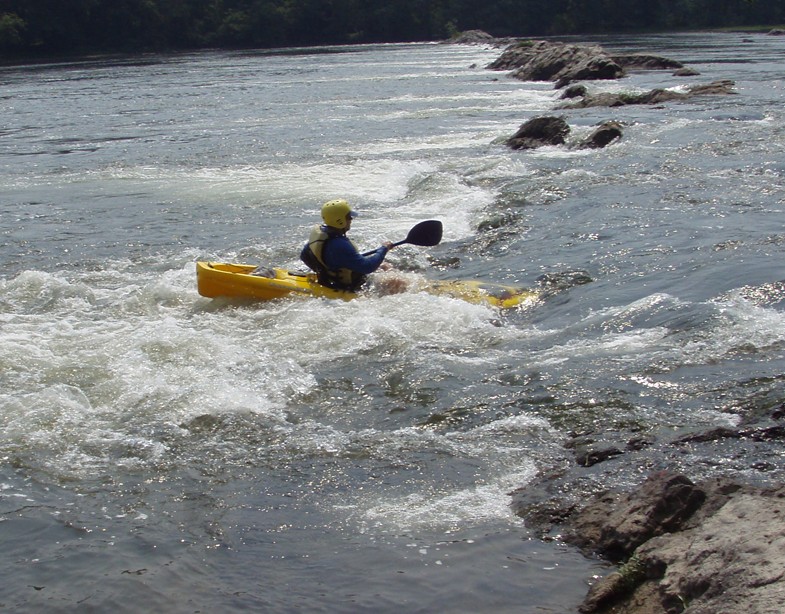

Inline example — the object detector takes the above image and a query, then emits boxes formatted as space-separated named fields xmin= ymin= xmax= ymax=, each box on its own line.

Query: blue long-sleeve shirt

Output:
xmin=322 ymin=234 xmax=388 ymax=274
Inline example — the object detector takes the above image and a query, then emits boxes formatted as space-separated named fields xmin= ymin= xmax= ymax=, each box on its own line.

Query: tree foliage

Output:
xmin=0 ymin=0 xmax=782 ymax=55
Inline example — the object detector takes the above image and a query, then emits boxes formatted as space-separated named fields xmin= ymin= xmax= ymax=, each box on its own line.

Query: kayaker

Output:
xmin=300 ymin=199 xmax=397 ymax=291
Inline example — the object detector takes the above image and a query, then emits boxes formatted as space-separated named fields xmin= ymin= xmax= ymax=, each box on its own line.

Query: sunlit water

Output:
xmin=2 ymin=32 xmax=785 ymax=612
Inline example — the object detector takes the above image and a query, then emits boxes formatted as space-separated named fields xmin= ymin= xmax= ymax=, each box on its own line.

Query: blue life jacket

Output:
xmin=300 ymin=225 xmax=366 ymax=290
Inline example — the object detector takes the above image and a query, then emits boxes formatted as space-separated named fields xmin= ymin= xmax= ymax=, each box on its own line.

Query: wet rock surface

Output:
xmin=513 ymin=471 xmax=785 ymax=613
xmin=505 ymin=116 xmax=570 ymax=150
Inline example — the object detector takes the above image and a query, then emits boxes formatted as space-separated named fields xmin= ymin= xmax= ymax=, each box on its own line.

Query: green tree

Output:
xmin=0 ymin=12 xmax=25 ymax=49
xmin=1 ymin=0 xmax=784 ymax=57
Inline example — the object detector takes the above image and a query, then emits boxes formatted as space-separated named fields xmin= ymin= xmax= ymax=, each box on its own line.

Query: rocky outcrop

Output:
xmin=611 ymin=54 xmax=697 ymax=78
xmin=487 ymin=40 xmax=624 ymax=86
xmin=560 ymin=80 xmax=737 ymax=109
xmin=487 ymin=41 xmax=684 ymax=88
xmin=565 ymin=472 xmax=707 ymax=563
xmin=486 ymin=40 xmax=543 ymax=71
xmin=514 ymin=471 xmax=785 ymax=614
xmin=610 ymin=54 xmax=683 ymax=70
xmin=505 ymin=116 xmax=622 ymax=150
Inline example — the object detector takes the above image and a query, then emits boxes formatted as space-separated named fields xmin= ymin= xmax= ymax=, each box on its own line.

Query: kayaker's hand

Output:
xmin=383 ymin=242 xmax=394 ymax=250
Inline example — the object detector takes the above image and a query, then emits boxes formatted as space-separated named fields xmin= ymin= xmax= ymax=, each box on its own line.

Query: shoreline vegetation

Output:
xmin=0 ymin=0 xmax=783 ymax=60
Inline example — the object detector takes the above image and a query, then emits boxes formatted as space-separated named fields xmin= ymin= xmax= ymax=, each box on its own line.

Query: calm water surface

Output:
xmin=2 ymin=32 xmax=785 ymax=612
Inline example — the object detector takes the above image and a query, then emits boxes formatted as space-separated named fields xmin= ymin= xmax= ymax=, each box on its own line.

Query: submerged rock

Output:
xmin=673 ymin=67 xmax=700 ymax=77
xmin=577 ymin=121 xmax=623 ymax=149
xmin=561 ymin=84 xmax=588 ymax=99
xmin=561 ymin=80 xmax=737 ymax=109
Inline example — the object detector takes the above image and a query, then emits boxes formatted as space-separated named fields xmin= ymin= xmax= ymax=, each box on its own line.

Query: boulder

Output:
xmin=577 ymin=121 xmax=623 ymax=149
xmin=487 ymin=40 xmax=623 ymax=87
xmin=538 ymin=472 xmax=785 ymax=614
xmin=506 ymin=116 xmax=570 ymax=150
xmin=560 ymin=84 xmax=588 ymax=99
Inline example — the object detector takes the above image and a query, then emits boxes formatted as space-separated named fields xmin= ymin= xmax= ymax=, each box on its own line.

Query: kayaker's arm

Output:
xmin=324 ymin=237 xmax=390 ymax=274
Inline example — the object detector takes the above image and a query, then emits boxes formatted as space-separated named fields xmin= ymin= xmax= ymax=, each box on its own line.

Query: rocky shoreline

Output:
xmin=514 ymin=472 xmax=785 ymax=613
xmin=451 ymin=30 xmax=785 ymax=613
xmin=504 ymin=329 xmax=785 ymax=612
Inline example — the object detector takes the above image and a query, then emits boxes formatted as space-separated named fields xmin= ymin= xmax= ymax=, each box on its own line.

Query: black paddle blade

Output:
xmin=402 ymin=220 xmax=442 ymax=247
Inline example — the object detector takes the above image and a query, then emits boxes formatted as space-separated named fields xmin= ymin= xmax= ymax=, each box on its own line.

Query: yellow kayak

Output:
xmin=196 ymin=262 xmax=537 ymax=309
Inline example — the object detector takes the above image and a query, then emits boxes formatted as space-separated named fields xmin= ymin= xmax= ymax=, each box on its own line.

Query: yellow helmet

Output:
xmin=321 ymin=199 xmax=356 ymax=229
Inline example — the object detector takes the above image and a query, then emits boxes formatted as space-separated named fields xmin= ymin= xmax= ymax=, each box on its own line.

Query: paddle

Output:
xmin=361 ymin=220 xmax=443 ymax=255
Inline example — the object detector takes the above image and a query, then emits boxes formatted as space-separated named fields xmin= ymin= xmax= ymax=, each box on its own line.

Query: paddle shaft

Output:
xmin=361 ymin=220 xmax=442 ymax=256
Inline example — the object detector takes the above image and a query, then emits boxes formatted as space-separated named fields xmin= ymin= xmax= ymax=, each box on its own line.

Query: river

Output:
xmin=2 ymin=31 xmax=785 ymax=612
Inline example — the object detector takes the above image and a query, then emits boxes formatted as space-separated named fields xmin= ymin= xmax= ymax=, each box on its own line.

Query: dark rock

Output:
xmin=536 ymin=270 xmax=593 ymax=289
xmin=674 ymin=424 xmax=785 ymax=445
xmin=561 ymin=84 xmax=588 ymax=99
xmin=579 ymin=555 xmax=649 ymax=613
xmin=610 ymin=54 xmax=684 ymax=70
xmin=769 ymin=29 xmax=785 ymax=36
xmin=675 ymin=426 xmax=740 ymax=444
xmin=565 ymin=471 xmax=706 ymax=562
xmin=577 ymin=446 xmax=624 ymax=467
xmin=577 ymin=120 xmax=623 ymax=149
xmin=506 ymin=116 xmax=570 ymax=150
xmin=626 ymin=437 xmax=653 ymax=451
xmin=508 ymin=470 xmax=578 ymax=534
xmin=566 ymin=435 xmax=625 ymax=466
